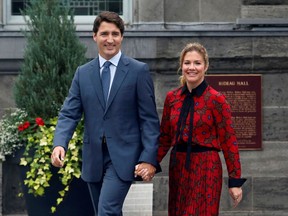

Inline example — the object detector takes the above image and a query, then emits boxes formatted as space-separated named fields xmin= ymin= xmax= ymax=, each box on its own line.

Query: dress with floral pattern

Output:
xmin=157 ymin=80 xmax=245 ymax=216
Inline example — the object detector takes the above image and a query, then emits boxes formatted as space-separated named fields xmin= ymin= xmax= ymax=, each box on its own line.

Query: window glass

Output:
xmin=6 ymin=0 xmax=130 ymax=30
xmin=11 ymin=0 xmax=29 ymax=15
xmin=11 ymin=0 xmax=123 ymax=16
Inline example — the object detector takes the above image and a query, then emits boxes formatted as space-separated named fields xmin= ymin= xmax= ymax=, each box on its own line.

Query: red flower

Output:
xmin=23 ymin=121 xmax=30 ymax=129
xmin=213 ymin=109 xmax=222 ymax=123
xmin=195 ymin=99 xmax=205 ymax=110
xmin=217 ymin=127 xmax=226 ymax=142
xmin=222 ymin=103 xmax=231 ymax=118
xmin=201 ymin=110 xmax=213 ymax=125
xmin=195 ymin=124 xmax=211 ymax=143
xmin=194 ymin=112 xmax=201 ymax=124
xmin=35 ymin=117 xmax=45 ymax=126
xmin=18 ymin=125 xmax=24 ymax=131
xmin=18 ymin=121 xmax=30 ymax=131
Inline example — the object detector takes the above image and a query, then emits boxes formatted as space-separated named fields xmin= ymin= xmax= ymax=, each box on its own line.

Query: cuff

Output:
xmin=155 ymin=162 xmax=162 ymax=173
xmin=228 ymin=177 xmax=247 ymax=188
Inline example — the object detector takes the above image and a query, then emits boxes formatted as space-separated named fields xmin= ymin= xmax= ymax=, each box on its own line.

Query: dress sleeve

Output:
xmin=213 ymin=94 xmax=246 ymax=187
xmin=157 ymin=93 xmax=173 ymax=163
xmin=228 ymin=178 xmax=246 ymax=188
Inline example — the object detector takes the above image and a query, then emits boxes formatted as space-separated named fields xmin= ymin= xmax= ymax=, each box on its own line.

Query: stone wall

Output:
xmin=1 ymin=0 xmax=288 ymax=215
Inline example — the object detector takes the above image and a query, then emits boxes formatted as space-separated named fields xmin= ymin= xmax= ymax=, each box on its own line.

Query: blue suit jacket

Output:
xmin=53 ymin=54 xmax=160 ymax=182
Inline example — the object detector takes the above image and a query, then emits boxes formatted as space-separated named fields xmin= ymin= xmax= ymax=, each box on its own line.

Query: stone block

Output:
xmin=207 ymin=57 xmax=253 ymax=74
xmin=263 ymin=108 xmax=288 ymax=141
xmin=153 ymin=72 xmax=179 ymax=108
xmin=243 ymin=0 xmax=288 ymax=5
xmin=241 ymin=5 xmax=288 ymax=19
xmin=229 ymin=141 xmax=288 ymax=178
xmin=262 ymin=73 xmax=288 ymax=106
xmin=254 ymin=177 xmax=288 ymax=211
xmin=122 ymin=38 xmax=158 ymax=59
xmin=0 ymin=59 xmax=22 ymax=74
xmin=136 ymin=0 xmax=164 ymax=23
xmin=201 ymin=0 xmax=242 ymax=22
xmin=253 ymin=37 xmax=288 ymax=58
xmin=155 ymin=38 xmax=188 ymax=59
xmin=123 ymin=183 xmax=153 ymax=216
xmin=155 ymin=37 xmax=253 ymax=59
xmin=153 ymin=176 xmax=168 ymax=212
xmin=164 ymin=0 xmax=199 ymax=22
xmin=153 ymin=211 xmax=168 ymax=216
xmin=253 ymin=57 xmax=288 ymax=72
xmin=204 ymin=38 xmax=253 ymax=59
xmin=0 ymin=75 xmax=16 ymax=109
xmin=0 ymin=37 xmax=26 ymax=59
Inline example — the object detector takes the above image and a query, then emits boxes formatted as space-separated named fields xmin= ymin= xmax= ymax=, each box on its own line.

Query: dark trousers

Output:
xmin=87 ymin=141 xmax=132 ymax=216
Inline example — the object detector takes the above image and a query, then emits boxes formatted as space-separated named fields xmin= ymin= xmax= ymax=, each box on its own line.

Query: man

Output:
xmin=51 ymin=11 xmax=160 ymax=215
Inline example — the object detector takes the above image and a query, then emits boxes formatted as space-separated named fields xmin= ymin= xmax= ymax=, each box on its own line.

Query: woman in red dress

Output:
xmin=157 ymin=42 xmax=246 ymax=216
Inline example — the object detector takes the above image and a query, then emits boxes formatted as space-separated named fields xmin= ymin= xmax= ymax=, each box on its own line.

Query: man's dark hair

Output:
xmin=93 ymin=11 xmax=125 ymax=35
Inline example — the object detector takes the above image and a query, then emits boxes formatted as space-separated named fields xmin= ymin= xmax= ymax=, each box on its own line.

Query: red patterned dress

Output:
xmin=157 ymin=80 xmax=246 ymax=216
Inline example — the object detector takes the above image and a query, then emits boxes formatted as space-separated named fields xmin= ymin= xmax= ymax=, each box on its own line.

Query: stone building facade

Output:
xmin=0 ymin=0 xmax=288 ymax=215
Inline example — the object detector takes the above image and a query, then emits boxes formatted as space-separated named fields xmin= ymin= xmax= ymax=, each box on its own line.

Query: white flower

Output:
xmin=0 ymin=108 xmax=27 ymax=160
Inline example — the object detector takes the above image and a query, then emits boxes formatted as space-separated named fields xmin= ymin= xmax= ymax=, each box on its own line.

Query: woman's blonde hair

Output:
xmin=178 ymin=42 xmax=209 ymax=86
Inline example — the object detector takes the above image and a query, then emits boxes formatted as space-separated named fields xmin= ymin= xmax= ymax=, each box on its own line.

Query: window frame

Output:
xmin=3 ymin=0 xmax=132 ymax=31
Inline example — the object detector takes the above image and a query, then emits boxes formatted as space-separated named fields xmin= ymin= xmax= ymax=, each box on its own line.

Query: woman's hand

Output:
xmin=229 ymin=187 xmax=243 ymax=208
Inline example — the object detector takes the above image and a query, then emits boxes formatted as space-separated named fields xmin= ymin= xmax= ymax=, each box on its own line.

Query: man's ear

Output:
xmin=92 ymin=33 xmax=97 ymax=42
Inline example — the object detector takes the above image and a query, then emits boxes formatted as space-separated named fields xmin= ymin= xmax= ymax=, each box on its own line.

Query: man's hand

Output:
xmin=134 ymin=163 xmax=156 ymax=181
xmin=51 ymin=146 xmax=65 ymax=167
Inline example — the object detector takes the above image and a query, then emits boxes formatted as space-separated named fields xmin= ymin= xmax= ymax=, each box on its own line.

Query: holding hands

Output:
xmin=134 ymin=163 xmax=156 ymax=181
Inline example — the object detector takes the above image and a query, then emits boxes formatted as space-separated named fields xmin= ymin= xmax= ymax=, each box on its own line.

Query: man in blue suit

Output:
xmin=51 ymin=11 xmax=160 ymax=215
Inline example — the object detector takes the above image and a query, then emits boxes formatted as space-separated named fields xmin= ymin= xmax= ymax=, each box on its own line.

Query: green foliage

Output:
xmin=0 ymin=108 xmax=84 ymax=212
xmin=13 ymin=0 xmax=87 ymax=119
xmin=10 ymin=0 xmax=87 ymax=213
xmin=20 ymin=117 xmax=83 ymax=213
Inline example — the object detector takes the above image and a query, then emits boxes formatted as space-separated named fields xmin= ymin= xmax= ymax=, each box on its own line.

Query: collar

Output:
xmin=181 ymin=79 xmax=208 ymax=97
xmin=99 ymin=51 xmax=122 ymax=67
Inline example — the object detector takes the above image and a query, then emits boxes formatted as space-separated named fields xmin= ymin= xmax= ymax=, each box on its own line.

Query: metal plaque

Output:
xmin=206 ymin=74 xmax=262 ymax=150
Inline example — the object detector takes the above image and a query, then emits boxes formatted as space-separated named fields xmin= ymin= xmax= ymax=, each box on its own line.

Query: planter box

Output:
xmin=2 ymin=149 xmax=94 ymax=216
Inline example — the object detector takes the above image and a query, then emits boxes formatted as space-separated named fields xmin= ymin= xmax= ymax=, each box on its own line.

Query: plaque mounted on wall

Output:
xmin=206 ymin=74 xmax=262 ymax=150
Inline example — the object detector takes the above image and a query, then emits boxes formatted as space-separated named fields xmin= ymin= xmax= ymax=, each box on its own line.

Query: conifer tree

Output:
xmin=14 ymin=0 xmax=87 ymax=119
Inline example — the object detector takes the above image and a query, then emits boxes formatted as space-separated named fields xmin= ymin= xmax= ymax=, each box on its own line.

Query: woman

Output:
xmin=157 ymin=42 xmax=246 ymax=216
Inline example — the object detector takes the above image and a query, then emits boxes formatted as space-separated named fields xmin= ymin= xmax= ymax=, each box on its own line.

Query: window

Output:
xmin=4 ymin=0 xmax=132 ymax=30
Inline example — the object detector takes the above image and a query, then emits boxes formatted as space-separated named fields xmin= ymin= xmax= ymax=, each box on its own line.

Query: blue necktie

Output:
xmin=101 ymin=61 xmax=112 ymax=105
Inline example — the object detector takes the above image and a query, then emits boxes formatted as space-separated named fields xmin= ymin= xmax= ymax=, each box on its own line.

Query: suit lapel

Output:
xmin=88 ymin=58 xmax=106 ymax=110
xmin=105 ymin=55 xmax=129 ymax=112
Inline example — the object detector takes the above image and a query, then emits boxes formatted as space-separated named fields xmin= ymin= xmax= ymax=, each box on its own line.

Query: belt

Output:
xmin=173 ymin=143 xmax=220 ymax=153
xmin=172 ymin=143 xmax=220 ymax=170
